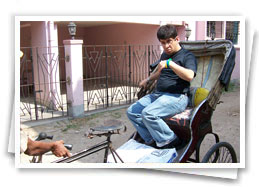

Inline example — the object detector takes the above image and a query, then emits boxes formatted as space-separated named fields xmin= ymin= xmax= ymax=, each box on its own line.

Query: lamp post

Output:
xmin=185 ymin=25 xmax=192 ymax=41
xmin=67 ymin=22 xmax=77 ymax=40
xmin=210 ymin=22 xmax=215 ymax=40
xmin=211 ymin=31 xmax=215 ymax=40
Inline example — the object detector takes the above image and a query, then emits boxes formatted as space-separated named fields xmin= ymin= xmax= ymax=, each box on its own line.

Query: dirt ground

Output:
xmin=21 ymin=87 xmax=240 ymax=164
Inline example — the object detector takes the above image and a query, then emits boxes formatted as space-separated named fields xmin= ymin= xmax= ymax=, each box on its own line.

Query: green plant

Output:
xmin=62 ymin=123 xmax=78 ymax=132
xmin=110 ymin=111 xmax=122 ymax=118
xmin=223 ymin=80 xmax=240 ymax=92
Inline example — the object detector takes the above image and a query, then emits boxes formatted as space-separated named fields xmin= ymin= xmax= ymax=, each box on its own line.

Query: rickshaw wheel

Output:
xmin=201 ymin=142 xmax=237 ymax=163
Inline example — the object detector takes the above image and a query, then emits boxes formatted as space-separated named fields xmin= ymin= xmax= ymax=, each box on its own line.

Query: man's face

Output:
xmin=159 ymin=37 xmax=180 ymax=55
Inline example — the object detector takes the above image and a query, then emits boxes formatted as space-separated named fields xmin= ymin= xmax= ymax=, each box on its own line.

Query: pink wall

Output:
xmin=57 ymin=23 xmax=159 ymax=45
xmin=57 ymin=23 xmax=186 ymax=46
xmin=24 ymin=22 xmax=187 ymax=47
xmin=196 ymin=21 xmax=206 ymax=40
xmin=20 ymin=26 xmax=31 ymax=47
xmin=58 ymin=26 xmax=86 ymax=45
xmin=83 ymin=24 xmax=186 ymax=45
xmin=176 ymin=26 xmax=186 ymax=41
xmin=82 ymin=23 xmax=160 ymax=45
xmin=232 ymin=47 xmax=240 ymax=80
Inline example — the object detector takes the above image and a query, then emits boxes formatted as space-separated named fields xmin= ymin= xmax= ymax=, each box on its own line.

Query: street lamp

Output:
xmin=185 ymin=25 xmax=192 ymax=41
xmin=67 ymin=22 xmax=77 ymax=40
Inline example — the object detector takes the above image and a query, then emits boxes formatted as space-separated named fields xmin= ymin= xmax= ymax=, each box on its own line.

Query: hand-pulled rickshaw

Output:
xmin=133 ymin=39 xmax=237 ymax=163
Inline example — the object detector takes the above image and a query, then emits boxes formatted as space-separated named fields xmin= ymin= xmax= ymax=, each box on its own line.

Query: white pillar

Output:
xmin=63 ymin=39 xmax=84 ymax=117
xmin=31 ymin=21 xmax=61 ymax=113
xmin=47 ymin=21 xmax=62 ymax=111
xmin=186 ymin=21 xmax=196 ymax=41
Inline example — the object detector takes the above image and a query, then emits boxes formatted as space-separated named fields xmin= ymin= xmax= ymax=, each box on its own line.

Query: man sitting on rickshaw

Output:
xmin=127 ymin=24 xmax=197 ymax=149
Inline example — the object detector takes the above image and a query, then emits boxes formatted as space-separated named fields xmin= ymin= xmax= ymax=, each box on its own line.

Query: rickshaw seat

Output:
xmin=164 ymin=108 xmax=193 ymax=142
xmin=163 ymin=85 xmax=210 ymax=142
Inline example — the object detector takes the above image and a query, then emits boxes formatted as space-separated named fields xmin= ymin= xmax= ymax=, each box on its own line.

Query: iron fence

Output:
xmin=20 ymin=46 xmax=68 ymax=121
xmin=82 ymin=45 xmax=161 ymax=112
xmin=20 ymin=45 xmax=161 ymax=121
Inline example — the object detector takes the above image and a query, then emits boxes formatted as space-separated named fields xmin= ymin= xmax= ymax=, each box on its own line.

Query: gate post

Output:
xmin=63 ymin=39 xmax=84 ymax=117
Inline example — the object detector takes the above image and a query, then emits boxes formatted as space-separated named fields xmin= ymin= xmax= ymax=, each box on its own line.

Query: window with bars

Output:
xmin=206 ymin=21 xmax=223 ymax=39
xmin=225 ymin=21 xmax=240 ymax=44
xmin=206 ymin=21 xmax=240 ymax=45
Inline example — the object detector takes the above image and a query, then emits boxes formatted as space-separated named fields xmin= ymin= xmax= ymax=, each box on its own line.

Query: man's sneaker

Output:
xmin=145 ymin=140 xmax=159 ymax=149
xmin=159 ymin=136 xmax=183 ymax=150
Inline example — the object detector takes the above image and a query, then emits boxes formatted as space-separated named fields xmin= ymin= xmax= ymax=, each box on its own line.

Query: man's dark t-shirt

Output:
xmin=151 ymin=47 xmax=197 ymax=95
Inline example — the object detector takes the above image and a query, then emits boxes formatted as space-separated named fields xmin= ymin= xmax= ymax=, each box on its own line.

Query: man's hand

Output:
xmin=52 ymin=140 xmax=71 ymax=158
xmin=157 ymin=60 xmax=167 ymax=71
xmin=157 ymin=60 xmax=195 ymax=82
xmin=139 ymin=78 xmax=149 ymax=89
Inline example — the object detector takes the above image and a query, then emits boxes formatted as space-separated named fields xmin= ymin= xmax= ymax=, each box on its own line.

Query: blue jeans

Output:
xmin=127 ymin=92 xmax=188 ymax=147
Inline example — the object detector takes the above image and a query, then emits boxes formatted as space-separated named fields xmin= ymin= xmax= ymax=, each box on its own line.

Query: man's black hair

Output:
xmin=157 ymin=24 xmax=178 ymax=40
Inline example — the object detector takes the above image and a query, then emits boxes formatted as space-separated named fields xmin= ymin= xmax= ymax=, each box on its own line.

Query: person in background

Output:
xmin=20 ymin=128 xmax=71 ymax=158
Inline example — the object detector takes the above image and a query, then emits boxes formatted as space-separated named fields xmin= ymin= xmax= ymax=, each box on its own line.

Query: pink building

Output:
xmin=20 ymin=20 xmax=240 ymax=80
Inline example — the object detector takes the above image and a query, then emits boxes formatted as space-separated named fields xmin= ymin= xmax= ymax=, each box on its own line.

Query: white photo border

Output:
xmin=15 ymin=16 xmax=245 ymax=169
